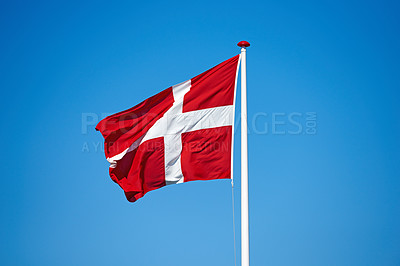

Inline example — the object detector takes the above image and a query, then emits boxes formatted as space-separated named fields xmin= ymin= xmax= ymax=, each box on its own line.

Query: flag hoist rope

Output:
xmin=231 ymin=182 xmax=237 ymax=266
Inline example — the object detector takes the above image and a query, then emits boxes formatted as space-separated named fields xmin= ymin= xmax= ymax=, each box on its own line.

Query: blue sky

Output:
xmin=1 ymin=0 xmax=399 ymax=265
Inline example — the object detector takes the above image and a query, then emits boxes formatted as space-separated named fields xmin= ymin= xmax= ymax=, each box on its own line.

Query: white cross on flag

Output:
xmin=96 ymin=55 xmax=241 ymax=202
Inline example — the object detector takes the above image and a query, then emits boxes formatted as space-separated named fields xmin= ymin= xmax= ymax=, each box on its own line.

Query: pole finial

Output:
xmin=237 ymin=41 xmax=250 ymax=48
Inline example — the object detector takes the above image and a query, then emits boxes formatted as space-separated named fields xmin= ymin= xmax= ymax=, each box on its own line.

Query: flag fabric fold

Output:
xmin=96 ymin=55 xmax=241 ymax=202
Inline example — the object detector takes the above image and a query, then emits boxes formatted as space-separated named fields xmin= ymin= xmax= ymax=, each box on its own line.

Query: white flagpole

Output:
xmin=238 ymin=40 xmax=250 ymax=266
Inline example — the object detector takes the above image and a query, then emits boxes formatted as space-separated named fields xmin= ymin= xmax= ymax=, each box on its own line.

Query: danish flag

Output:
xmin=96 ymin=55 xmax=241 ymax=202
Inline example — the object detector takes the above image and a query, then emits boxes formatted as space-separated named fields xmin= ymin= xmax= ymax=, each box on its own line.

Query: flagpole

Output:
xmin=238 ymin=40 xmax=250 ymax=266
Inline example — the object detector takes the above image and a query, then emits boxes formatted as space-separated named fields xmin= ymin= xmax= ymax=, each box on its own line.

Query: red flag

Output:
xmin=96 ymin=55 xmax=240 ymax=202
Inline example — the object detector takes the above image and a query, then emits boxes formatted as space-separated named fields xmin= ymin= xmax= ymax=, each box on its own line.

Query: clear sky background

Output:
xmin=1 ymin=0 xmax=399 ymax=265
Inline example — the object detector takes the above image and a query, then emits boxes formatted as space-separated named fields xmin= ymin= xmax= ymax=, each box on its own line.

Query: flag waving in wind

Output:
xmin=96 ymin=55 xmax=241 ymax=202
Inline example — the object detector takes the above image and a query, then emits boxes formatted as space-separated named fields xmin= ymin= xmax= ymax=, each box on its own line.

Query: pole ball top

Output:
xmin=237 ymin=41 xmax=250 ymax=47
